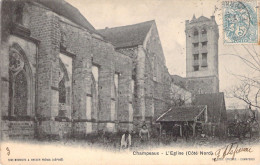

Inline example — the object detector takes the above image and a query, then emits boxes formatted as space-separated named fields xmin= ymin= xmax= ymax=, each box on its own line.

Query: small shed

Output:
xmin=156 ymin=105 xmax=208 ymax=137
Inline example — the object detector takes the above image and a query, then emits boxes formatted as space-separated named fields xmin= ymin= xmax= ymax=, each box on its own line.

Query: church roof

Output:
xmin=193 ymin=92 xmax=226 ymax=122
xmin=98 ymin=20 xmax=155 ymax=48
xmin=36 ymin=0 xmax=97 ymax=34
xmin=156 ymin=105 xmax=206 ymax=122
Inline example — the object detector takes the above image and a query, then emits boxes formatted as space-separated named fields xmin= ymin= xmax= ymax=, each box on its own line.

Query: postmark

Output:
xmin=222 ymin=1 xmax=258 ymax=44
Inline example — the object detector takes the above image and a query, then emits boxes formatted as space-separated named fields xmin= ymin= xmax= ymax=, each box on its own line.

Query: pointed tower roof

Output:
xmin=192 ymin=14 xmax=196 ymax=20
xmin=190 ymin=14 xmax=197 ymax=23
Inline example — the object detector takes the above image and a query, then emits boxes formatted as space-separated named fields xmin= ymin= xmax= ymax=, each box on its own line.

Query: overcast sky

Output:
xmin=66 ymin=0 xmax=259 ymax=109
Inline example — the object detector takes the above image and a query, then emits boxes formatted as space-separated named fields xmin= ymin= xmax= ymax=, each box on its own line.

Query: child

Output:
xmin=121 ymin=130 xmax=131 ymax=150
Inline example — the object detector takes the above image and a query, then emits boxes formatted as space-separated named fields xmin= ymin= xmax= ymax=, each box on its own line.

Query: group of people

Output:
xmin=120 ymin=124 xmax=150 ymax=150
xmin=120 ymin=123 xmax=212 ymax=149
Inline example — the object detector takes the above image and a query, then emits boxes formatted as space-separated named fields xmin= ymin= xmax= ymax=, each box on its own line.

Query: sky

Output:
xmin=66 ymin=0 xmax=259 ymax=109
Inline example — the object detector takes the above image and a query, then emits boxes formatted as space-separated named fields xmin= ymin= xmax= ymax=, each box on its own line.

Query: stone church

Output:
xmin=0 ymin=0 xmax=226 ymax=140
xmin=0 ymin=0 xmax=172 ymax=139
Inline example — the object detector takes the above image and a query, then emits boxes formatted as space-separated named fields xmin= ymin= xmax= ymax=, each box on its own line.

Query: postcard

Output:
xmin=0 ymin=0 xmax=259 ymax=164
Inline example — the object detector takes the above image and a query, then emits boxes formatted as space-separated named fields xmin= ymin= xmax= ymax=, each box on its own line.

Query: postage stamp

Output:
xmin=222 ymin=1 xmax=258 ymax=44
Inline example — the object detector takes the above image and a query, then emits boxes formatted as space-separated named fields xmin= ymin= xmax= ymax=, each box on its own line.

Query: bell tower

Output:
xmin=185 ymin=15 xmax=219 ymax=94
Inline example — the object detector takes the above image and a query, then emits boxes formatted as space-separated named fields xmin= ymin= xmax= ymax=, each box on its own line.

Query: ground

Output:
xmin=18 ymin=134 xmax=259 ymax=153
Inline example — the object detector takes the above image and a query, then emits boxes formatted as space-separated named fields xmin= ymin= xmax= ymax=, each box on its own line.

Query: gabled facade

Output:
xmin=99 ymin=21 xmax=172 ymax=130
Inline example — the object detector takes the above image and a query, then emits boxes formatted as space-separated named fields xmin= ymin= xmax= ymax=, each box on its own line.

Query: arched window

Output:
xmin=9 ymin=44 xmax=32 ymax=116
xmin=153 ymin=56 xmax=157 ymax=81
xmin=111 ymin=73 xmax=119 ymax=121
xmin=193 ymin=29 xmax=199 ymax=36
xmin=59 ymin=77 xmax=66 ymax=103
xmin=86 ymin=65 xmax=99 ymax=121
xmin=58 ymin=59 xmax=69 ymax=104
xmin=202 ymin=28 xmax=207 ymax=35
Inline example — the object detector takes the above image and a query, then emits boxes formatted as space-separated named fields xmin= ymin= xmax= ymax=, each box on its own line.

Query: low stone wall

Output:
xmin=2 ymin=120 xmax=35 ymax=140
xmin=37 ymin=120 xmax=72 ymax=140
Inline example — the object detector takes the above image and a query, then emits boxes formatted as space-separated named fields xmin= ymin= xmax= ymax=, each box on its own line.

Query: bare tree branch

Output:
xmin=221 ymin=53 xmax=260 ymax=72
xmin=242 ymin=45 xmax=260 ymax=67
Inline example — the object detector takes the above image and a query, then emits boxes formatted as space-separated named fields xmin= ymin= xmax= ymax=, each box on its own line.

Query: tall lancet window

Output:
xmin=9 ymin=45 xmax=32 ymax=116
xmin=153 ymin=56 xmax=157 ymax=81
xmin=129 ymin=79 xmax=135 ymax=122
xmin=58 ymin=54 xmax=72 ymax=118
xmin=58 ymin=60 xmax=68 ymax=104
xmin=111 ymin=73 xmax=119 ymax=121
xmin=193 ymin=28 xmax=199 ymax=36
xmin=86 ymin=65 xmax=99 ymax=121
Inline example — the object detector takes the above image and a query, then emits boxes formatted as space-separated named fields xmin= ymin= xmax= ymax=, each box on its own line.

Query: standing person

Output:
xmin=121 ymin=130 xmax=131 ymax=150
xmin=139 ymin=125 xmax=150 ymax=145
xmin=183 ymin=122 xmax=189 ymax=141
xmin=172 ymin=124 xmax=179 ymax=142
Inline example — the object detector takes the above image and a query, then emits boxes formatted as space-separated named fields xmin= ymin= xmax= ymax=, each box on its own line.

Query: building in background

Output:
xmin=160 ymin=15 xmax=227 ymax=138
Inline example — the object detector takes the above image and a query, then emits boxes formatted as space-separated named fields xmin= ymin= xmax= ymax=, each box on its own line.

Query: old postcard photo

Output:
xmin=0 ymin=0 xmax=260 ymax=164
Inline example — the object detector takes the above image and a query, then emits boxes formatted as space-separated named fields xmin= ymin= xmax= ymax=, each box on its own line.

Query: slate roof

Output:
xmin=193 ymin=92 xmax=226 ymax=122
xmin=36 ymin=0 xmax=97 ymax=34
xmin=156 ymin=105 xmax=206 ymax=122
xmin=98 ymin=20 xmax=155 ymax=48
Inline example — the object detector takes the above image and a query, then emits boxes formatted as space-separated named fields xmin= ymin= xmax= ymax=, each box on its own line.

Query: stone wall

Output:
xmin=185 ymin=76 xmax=219 ymax=94
xmin=114 ymin=52 xmax=132 ymax=131
xmin=29 ymin=3 xmax=62 ymax=137
xmin=117 ymin=23 xmax=172 ymax=130
xmin=144 ymin=23 xmax=172 ymax=122
xmin=59 ymin=11 xmax=133 ymax=133
xmin=2 ymin=120 xmax=35 ymax=140
xmin=30 ymin=1 xmax=133 ymax=135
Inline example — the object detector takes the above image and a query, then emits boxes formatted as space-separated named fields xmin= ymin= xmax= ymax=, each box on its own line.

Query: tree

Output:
xmin=224 ymin=45 xmax=260 ymax=109
xmin=226 ymin=79 xmax=260 ymax=109
xmin=170 ymin=83 xmax=192 ymax=106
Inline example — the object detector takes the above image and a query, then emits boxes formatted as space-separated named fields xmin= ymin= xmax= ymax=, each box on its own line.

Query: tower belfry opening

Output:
xmin=185 ymin=15 xmax=219 ymax=94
